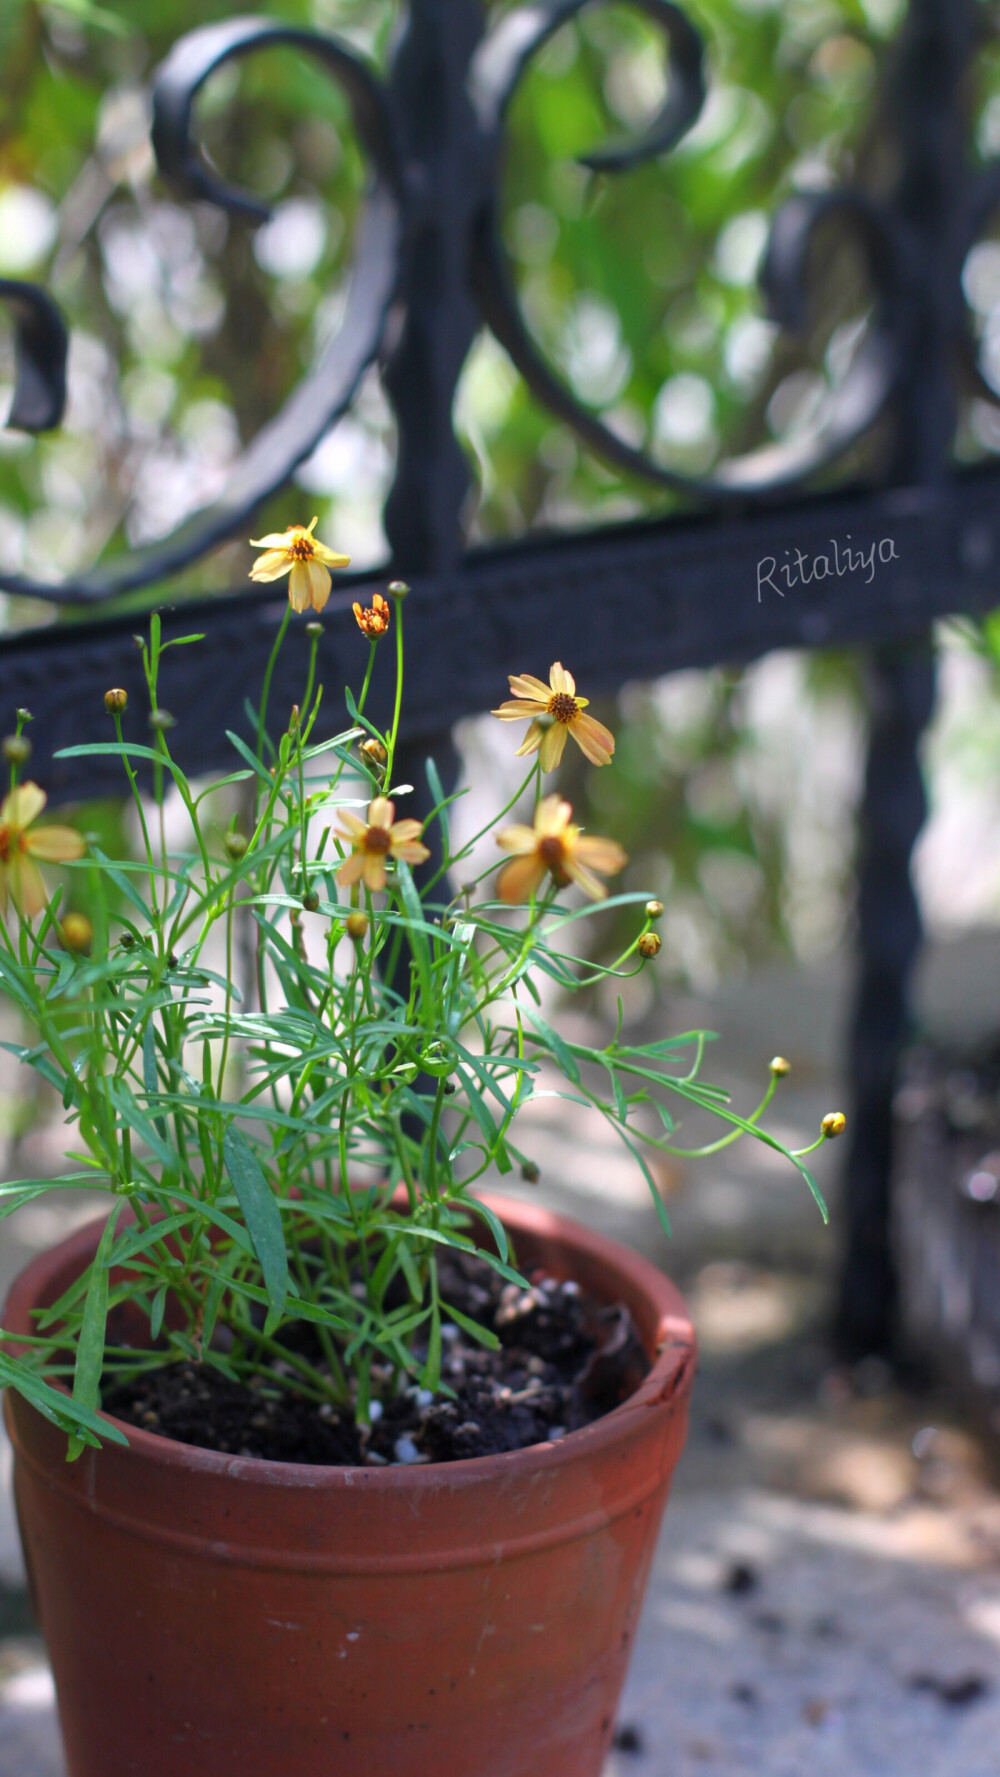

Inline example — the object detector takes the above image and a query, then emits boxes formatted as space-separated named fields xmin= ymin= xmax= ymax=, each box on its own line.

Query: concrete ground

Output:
xmin=4 ymin=935 xmax=1000 ymax=1774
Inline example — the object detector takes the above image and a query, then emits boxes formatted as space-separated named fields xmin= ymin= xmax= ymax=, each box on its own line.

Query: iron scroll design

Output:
xmin=0 ymin=0 xmax=943 ymax=605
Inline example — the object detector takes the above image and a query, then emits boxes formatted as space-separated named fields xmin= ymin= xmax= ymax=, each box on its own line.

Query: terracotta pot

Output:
xmin=4 ymin=1193 xmax=695 ymax=1777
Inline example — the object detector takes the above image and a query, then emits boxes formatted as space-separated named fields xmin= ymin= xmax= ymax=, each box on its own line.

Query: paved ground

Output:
xmin=4 ymin=936 xmax=1000 ymax=1774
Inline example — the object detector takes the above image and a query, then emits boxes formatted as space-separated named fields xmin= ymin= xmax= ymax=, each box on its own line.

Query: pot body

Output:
xmin=4 ymin=1194 xmax=695 ymax=1777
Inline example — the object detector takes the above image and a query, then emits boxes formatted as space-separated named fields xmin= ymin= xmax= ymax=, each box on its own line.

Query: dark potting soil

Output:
xmin=102 ymin=1250 xmax=650 ymax=1467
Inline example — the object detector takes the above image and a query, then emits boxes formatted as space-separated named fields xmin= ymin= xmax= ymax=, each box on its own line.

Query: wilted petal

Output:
xmin=249 ymin=531 xmax=297 ymax=549
xmin=497 ymin=853 xmax=547 ymax=904
xmin=312 ymin=540 xmax=351 ymax=569
xmin=249 ymin=551 xmax=294 ymax=583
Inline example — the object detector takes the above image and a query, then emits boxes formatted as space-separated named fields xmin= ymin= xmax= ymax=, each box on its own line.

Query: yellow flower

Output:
xmin=492 ymin=663 xmax=615 ymax=772
xmin=0 ymin=784 xmax=85 ymax=916
xmin=248 ymin=517 xmax=350 ymax=614
xmin=335 ymin=797 xmax=430 ymax=893
xmin=496 ymin=795 xmax=626 ymax=903
xmin=353 ymin=592 xmax=391 ymax=640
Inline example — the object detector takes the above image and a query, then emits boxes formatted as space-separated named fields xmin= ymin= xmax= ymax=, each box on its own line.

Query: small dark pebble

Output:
xmin=723 ymin=1560 xmax=758 ymax=1596
xmin=612 ymin=1724 xmax=644 ymax=1754
xmin=731 ymin=1682 xmax=759 ymax=1707
xmin=910 ymin=1673 xmax=989 ymax=1708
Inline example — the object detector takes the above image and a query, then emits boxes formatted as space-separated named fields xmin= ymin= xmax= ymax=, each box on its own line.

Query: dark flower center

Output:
xmin=289 ymin=537 xmax=314 ymax=561
xmin=363 ymin=826 xmax=392 ymax=854
xmin=547 ymin=692 xmax=578 ymax=724
xmin=538 ymin=836 xmax=566 ymax=869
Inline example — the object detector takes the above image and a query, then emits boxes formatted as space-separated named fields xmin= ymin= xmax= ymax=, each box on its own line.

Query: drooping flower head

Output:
xmin=492 ymin=663 xmax=615 ymax=772
xmin=335 ymin=797 xmax=430 ymax=894
xmin=249 ymin=517 xmax=350 ymax=614
xmin=0 ymin=784 xmax=85 ymax=916
xmin=496 ymin=795 xmax=626 ymax=903
xmin=353 ymin=592 xmax=391 ymax=640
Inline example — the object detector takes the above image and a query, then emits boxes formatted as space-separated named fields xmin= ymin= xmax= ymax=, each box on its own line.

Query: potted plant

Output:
xmin=0 ymin=521 xmax=842 ymax=1777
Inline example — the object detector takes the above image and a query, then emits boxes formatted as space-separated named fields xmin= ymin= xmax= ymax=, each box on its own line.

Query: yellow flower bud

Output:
xmin=645 ymin=899 xmax=664 ymax=920
xmin=821 ymin=1111 xmax=846 ymax=1139
xmin=770 ymin=1056 xmax=791 ymax=1077
xmin=59 ymin=913 xmax=93 ymax=953
xmin=302 ymin=889 xmax=320 ymax=912
xmin=2 ymin=734 xmax=31 ymax=765
xmin=638 ymin=931 xmax=662 ymax=959
xmin=346 ymin=911 xmax=368 ymax=942
xmin=104 ymin=688 xmax=128 ymax=716
xmin=360 ymin=737 xmax=388 ymax=767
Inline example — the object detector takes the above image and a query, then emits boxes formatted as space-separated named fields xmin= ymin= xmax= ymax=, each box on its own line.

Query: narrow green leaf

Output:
xmin=67 ymin=1202 xmax=124 ymax=1460
xmin=440 ymin=1301 xmax=500 ymax=1352
xmin=223 ymin=1126 xmax=288 ymax=1333
xmin=525 ymin=1006 xmax=581 ymax=1084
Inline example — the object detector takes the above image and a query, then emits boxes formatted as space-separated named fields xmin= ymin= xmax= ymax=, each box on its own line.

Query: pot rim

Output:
xmin=3 ymin=1191 xmax=695 ymax=1492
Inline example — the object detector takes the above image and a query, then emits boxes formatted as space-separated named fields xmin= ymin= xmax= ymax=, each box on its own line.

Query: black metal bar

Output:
xmin=836 ymin=0 xmax=979 ymax=1356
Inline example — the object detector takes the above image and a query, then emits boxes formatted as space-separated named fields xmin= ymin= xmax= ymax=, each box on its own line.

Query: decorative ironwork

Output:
xmin=0 ymin=0 xmax=998 ymax=1356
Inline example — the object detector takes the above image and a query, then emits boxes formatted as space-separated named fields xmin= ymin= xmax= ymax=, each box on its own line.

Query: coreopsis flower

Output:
xmin=335 ymin=797 xmax=430 ymax=892
xmin=0 ymin=784 xmax=85 ymax=916
xmin=496 ymin=795 xmax=626 ymax=903
xmin=492 ymin=663 xmax=615 ymax=772
xmin=249 ymin=517 xmax=350 ymax=614
xmin=353 ymin=592 xmax=391 ymax=640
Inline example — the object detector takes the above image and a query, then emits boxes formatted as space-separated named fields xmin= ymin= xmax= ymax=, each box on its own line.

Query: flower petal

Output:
xmin=249 ymin=552 xmax=293 ymax=582
xmin=497 ymin=854 xmax=547 ymax=904
xmin=548 ymin=662 xmax=576 ymax=697
xmin=513 ymin=721 xmax=546 ymax=758
xmin=26 ymin=825 xmax=84 ymax=863
xmin=391 ymin=840 xmax=431 ymax=865
xmin=562 ymin=857 xmax=609 ymax=901
xmin=287 ymin=562 xmax=312 ymax=611
xmin=492 ymin=700 xmax=548 ymax=720
xmin=570 ymin=712 xmax=616 ymax=766
xmin=495 ymin=824 xmax=538 ymax=856
xmin=534 ymin=795 xmax=572 ymax=837
xmin=305 ymin=559 xmax=332 ymax=611
xmin=311 ymin=541 xmax=351 ymax=568
xmin=368 ymin=797 xmax=395 ymax=829
xmin=250 ymin=531 xmax=297 ymax=549
xmin=574 ymin=835 xmax=628 ymax=874
xmin=538 ymin=722 xmax=568 ymax=772
xmin=335 ymin=811 xmax=368 ymax=841
xmin=7 ymin=853 xmax=46 ymax=916
xmin=388 ymin=819 xmax=425 ymax=845
xmin=362 ymin=853 xmax=387 ymax=893
xmin=3 ymin=783 xmax=46 ymax=828
xmin=507 ymin=675 xmax=551 ymax=703
xmin=336 ymin=852 xmax=366 ymax=886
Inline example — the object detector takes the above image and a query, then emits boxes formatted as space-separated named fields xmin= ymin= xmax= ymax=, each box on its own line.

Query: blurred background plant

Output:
xmin=0 ymin=0 xmax=999 ymax=1019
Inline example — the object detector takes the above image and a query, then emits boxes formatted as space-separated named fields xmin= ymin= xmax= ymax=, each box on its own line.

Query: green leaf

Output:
xmin=440 ymin=1301 xmax=500 ymax=1352
xmin=223 ymin=1126 xmax=288 ymax=1334
xmin=149 ymin=1286 xmax=167 ymax=1342
xmin=224 ymin=730 xmax=272 ymax=784
xmin=525 ymin=1006 xmax=581 ymax=1084
xmin=67 ymin=1202 xmax=124 ymax=1461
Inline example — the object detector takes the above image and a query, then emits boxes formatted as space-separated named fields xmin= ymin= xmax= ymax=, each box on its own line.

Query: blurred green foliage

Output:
xmin=0 ymin=0 xmax=994 ymax=987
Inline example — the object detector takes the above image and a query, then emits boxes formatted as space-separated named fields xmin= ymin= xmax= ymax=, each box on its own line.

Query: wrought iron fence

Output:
xmin=1 ymin=0 xmax=998 ymax=1357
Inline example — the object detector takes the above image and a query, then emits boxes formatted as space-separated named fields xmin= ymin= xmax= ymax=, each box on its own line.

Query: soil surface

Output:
xmin=101 ymin=1251 xmax=649 ymax=1466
